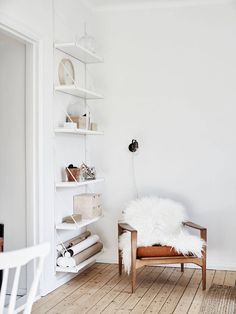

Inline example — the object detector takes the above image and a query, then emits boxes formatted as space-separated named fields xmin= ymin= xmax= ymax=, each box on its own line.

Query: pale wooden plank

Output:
xmin=145 ymin=268 xmax=183 ymax=313
xmin=115 ymin=267 xmax=164 ymax=314
xmin=224 ymin=271 xmax=236 ymax=287
xmin=131 ymin=267 xmax=174 ymax=314
xmin=33 ymin=263 xmax=105 ymax=309
xmin=173 ymin=269 xmax=202 ymax=314
xmin=188 ymin=270 xmax=215 ymax=314
xmin=87 ymin=267 xmax=144 ymax=314
xmin=158 ymin=268 xmax=194 ymax=313
xmin=32 ymin=263 xmax=108 ymax=313
xmin=212 ymin=270 xmax=226 ymax=285
xmin=67 ymin=268 xmax=129 ymax=314
xmin=47 ymin=264 xmax=117 ymax=314
xmin=32 ymin=265 xmax=235 ymax=314
xmin=101 ymin=267 xmax=154 ymax=314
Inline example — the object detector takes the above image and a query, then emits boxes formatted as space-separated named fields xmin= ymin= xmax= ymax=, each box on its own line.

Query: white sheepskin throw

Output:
xmin=119 ymin=197 xmax=204 ymax=274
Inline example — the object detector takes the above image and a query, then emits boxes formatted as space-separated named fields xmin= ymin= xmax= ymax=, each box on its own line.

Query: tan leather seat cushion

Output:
xmin=137 ymin=245 xmax=183 ymax=258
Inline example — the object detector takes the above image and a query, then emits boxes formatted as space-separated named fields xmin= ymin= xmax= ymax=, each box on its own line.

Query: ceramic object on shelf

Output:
xmin=63 ymin=122 xmax=77 ymax=129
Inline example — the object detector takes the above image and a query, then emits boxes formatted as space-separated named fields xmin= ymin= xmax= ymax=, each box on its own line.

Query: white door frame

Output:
xmin=0 ymin=14 xmax=43 ymax=295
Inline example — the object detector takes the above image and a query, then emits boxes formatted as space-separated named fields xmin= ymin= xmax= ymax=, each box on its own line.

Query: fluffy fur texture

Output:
xmin=119 ymin=197 xmax=204 ymax=274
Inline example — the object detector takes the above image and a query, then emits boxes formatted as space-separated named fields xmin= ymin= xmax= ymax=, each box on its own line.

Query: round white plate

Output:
xmin=58 ymin=58 xmax=75 ymax=85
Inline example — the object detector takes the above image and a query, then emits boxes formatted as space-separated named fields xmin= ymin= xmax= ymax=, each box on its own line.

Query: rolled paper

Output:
xmin=57 ymin=256 xmax=76 ymax=268
xmin=56 ymin=231 xmax=91 ymax=252
xmin=64 ymin=235 xmax=100 ymax=257
xmin=56 ymin=242 xmax=103 ymax=268
xmin=68 ymin=231 xmax=91 ymax=247
xmin=73 ymin=242 xmax=103 ymax=265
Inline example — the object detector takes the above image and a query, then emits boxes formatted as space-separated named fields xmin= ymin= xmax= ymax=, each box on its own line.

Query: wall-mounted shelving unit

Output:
xmin=54 ymin=31 xmax=104 ymax=275
xmin=54 ymin=42 xmax=103 ymax=64
xmin=54 ymin=128 xmax=103 ymax=135
xmin=56 ymin=251 xmax=103 ymax=273
xmin=55 ymin=85 xmax=103 ymax=99
xmin=55 ymin=178 xmax=104 ymax=189
xmin=55 ymin=215 xmax=102 ymax=230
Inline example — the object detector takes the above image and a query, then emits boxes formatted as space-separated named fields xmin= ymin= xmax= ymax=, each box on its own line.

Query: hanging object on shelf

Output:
xmin=80 ymin=163 xmax=96 ymax=181
xmin=58 ymin=58 xmax=75 ymax=85
xmin=77 ymin=23 xmax=96 ymax=53
xmin=66 ymin=164 xmax=80 ymax=182
xmin=62 ymin=214 xmax=82 ymax=224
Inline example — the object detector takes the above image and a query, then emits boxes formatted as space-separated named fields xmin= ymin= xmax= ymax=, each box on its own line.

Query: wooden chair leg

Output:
xmin=201 ymin=228 xmax=207 ymax=290
xmin=131 ymin=265 xmax=136 ymax=293
xmin=118 ymin=249 xmax=122 ymax=275
xmin=181 ymin=263 xmax=184 ymax=272
xmin=131 ymin=230 xmax=137 ymax=293
xmin=202 ymin=264 xmax=206 ymax=290
xmin=118 ymin=224 xmax=123 ymax=275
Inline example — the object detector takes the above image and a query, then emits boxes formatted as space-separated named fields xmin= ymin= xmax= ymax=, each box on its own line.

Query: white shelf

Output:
xmin=54 ymin=42 xmax=103 ymax=64
xmin=56 ymin=216 xmax=102 ymax=230
xmin=55 ymin=128 xmax=103 ymax=135
xmin=56 ymin=178 xmax=104 ymax=188
xmin=55 ymin=85 xmax=103 ymax=99
xmin=56 ymin=251 xmax=103 ymax=273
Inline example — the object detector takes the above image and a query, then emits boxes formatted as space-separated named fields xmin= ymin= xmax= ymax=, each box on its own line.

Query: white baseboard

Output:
xmin=97 ymin=256 xmax=236 ymax=271
xmin=206 ymin=264 xmax=236 ymax=271
xmin=42 ymin=257 xmax=236 ymax=297
xmin=41 ymin=261 xmax=97 ymax=296
xmin=41 ymin=273 xmax=77 ymax=296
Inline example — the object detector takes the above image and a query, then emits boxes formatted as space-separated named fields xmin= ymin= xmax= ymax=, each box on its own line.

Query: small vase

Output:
xmin=66 ymin=167 xmax=80 ymax=182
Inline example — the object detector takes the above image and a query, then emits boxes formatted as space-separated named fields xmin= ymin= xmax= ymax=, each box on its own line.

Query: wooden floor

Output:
xmin=32 ymin=263 xmax=236 ymax=314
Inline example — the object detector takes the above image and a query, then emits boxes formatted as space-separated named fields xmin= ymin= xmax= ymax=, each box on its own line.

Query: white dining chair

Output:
xmin=0 ymin=243 xmax=50 ymax=314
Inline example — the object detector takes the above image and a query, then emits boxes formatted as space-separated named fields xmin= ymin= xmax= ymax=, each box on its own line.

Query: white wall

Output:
xmin=1 ymin=0 xmax=236 ymax=297
xmin=94 ymin=1 xmax=236 ymax=270
xmin=0 ymin=31 xmax=27 ymax=293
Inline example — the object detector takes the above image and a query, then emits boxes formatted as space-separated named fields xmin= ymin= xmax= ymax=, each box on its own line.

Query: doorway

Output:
xmin=0 ymin=30 xmax=27 ymax=297
xmin=0 ymin=20 xmax=41 ymax=307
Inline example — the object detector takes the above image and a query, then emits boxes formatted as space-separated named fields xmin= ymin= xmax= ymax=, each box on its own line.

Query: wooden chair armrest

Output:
xmin=118 ymin=223 xmax=137 ymax=265
xmin=118 ymin=223 xmax=137 ymax=233
xmin=183 ymin=221 xmax=207 ymax=242
xmin=183 ymin=221 xmax=206 ymax=231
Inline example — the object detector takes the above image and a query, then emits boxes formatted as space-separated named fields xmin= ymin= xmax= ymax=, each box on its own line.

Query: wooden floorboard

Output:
xmin=32 ymin=263 xmax=108 ymax=313
xmin=131 ymin=268 xmax=174 ymax=314
xmin=144 ymin=268 xmax=183 ymax=313
xmin=188 ymin=270 xmax=215 ymax=314
xmin=32 ymin=264 xmax=236 ymax=314
xmin=157 ymin=268 xmax=194 ymax=313
xmin=173 ymin=270 xmax=201 ymax=314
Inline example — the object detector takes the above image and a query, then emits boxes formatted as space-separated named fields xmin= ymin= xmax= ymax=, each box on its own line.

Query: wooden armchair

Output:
xmin=118 ymin=221 xmax=207 ymax=293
